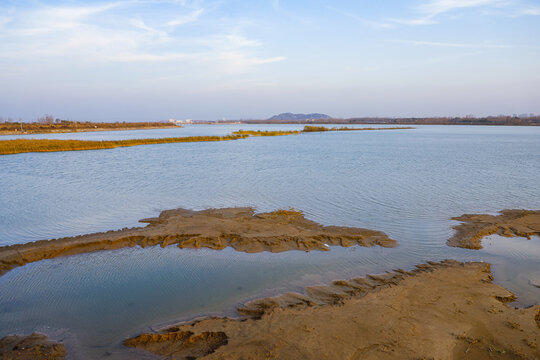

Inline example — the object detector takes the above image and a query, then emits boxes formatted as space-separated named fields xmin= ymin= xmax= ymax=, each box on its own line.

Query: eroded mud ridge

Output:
xmin=448 ymin=209 xmax=540 ymax=249
xmin=0 ymin=333 xmax=66 ymax=360
xmin=0 ymin=207 xmax=396 ymax=276
xmin=125 ymin=260 xmax=540 ymax=360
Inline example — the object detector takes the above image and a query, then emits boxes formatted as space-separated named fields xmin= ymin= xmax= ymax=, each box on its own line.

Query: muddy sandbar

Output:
xmin=0 ymin=207 xmax=396 ymax=276
xmin=125 ymin=260 xmax=540 ymax=359
xmin=448 ymin=209 xmax=540 ymax=249
xmin=0 ymin=333 xmax=66 ymax=360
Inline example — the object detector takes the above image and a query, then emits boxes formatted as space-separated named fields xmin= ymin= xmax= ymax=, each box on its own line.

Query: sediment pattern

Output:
xmin=0 ymin=333 xmax=66 ymax=360
xmin=124 ymin=331 xmax=227 ymax=360
xmin=0 ymin=207 xmax=396 ymax=276
xmin=448 ymin=209 xmax=540 ymax=249
xmin=126 ymin=260 xmax=540 ymax=360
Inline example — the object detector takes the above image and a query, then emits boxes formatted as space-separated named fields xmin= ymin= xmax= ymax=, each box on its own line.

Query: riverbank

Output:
xmin=125 ymin=260 xmax=539 ymax=359
xmin=0 ymin=126 xmax=414 ymax=155
xmin=0 ymin=122 xmax=178 ymax=135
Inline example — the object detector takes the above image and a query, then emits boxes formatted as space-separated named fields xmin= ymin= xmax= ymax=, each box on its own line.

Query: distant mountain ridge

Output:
xmin=267 ymin=113 xmax=332 ymax=121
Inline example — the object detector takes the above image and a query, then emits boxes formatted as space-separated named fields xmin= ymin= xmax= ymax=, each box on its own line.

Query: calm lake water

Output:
xmin=0 ymin=125 xmax=539 ymax=359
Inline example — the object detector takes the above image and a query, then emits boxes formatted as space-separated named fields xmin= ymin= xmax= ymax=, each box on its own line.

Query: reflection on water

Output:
xmin=478 ymin=235 xmax=540 ymax=307
xmin=0 ymin=125 xmax=539 ymax=358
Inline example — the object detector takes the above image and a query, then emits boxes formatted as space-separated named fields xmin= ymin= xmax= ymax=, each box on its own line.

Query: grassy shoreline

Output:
xmin=0 ymin=121 xmax=177 ymax=135
xmin=302 ymin=125 xmax=415 ymax=132
xmin=0 ymin=135 xmax=248 ymax=155
xmin=0 ymin=126 xmax=414 ymax=155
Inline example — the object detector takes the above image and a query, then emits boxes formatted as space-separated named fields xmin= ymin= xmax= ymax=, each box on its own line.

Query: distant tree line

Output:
xmin=0 ymin=116 xmax=174 ymax=133
xmin=243 ymin=116 xmax=540 ymax=126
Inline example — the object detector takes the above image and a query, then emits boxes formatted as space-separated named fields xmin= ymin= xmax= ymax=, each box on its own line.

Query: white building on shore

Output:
xmin=169 ymin=118 xmax=192 ymax=124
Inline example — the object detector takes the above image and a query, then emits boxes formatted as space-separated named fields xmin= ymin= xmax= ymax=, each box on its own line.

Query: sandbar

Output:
xmin=0 ymin=333 xmax=66 ymax=360
xmin=125 ymin=260 xmax=540 ymax=359
xmin=0 ymin=207 xmax=396 ymax=276
xmin=448 ymin=209 xmax=540 ymax=249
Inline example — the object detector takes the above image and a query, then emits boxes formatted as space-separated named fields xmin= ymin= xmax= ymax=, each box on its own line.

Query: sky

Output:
xmin=0 ymin=0 xmax=539 ymax=121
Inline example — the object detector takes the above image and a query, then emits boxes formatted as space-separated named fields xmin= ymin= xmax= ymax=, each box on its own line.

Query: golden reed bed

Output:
xmin=0 ymin=126 xmax=414 ymax=155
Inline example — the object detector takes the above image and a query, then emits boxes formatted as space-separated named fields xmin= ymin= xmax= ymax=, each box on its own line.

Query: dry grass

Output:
xmin=1 ymin=126 xmax=416 ymax=155
xmin=269 ymin=208 xmax=304 ymax=217
xmin=302 ymin=125 xmax=414 ymax=132
xmin=0 ymin=121 xmax=176 ymax=134
xmin=231 ymin=130 xmax=300 ymax=136
xmin=0 ymin=135 xmax=248 ymax=155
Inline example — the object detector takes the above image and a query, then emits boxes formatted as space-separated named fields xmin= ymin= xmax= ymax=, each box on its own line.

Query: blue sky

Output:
xmin=1 ymin=0 xmax=539 ymax=121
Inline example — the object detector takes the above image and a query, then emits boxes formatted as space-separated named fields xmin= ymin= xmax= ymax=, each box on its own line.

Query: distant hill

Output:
xmin=267 ymin=113 xmax=332 ymax=121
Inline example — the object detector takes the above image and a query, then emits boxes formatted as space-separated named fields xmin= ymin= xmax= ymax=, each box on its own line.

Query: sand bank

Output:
xmin=448 ymin=209 xmax=540 ymax=249
xmin=125 ymin=260 xmax=540 ymax=360
xmin=0 ymin=207 xmax=396 ymax=276
xmin=0 ymin=333 xmax=66 ymax=360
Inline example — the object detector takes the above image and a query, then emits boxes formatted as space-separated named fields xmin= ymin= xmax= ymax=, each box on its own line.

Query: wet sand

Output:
xmin=2 ymin=209 xmax=540 ymax=359
xmin=125 ymin=260 xmax=540 ymax=359
xmin=0 ymin=333 xmax=66 ymax=360
xmin=448 ymin=209 xmax=540 ymax=249
xmin=0 ymin=207 xmax=396 ymax=276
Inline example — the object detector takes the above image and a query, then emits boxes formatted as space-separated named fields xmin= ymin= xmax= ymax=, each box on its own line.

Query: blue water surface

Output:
xmin=0 ymin=124 xmax=539 ymax=359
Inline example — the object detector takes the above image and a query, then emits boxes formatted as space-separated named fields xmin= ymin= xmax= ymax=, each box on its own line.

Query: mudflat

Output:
xmin=125 ymin=260 xmax=540 ymax=360
xmin=0 ymin=207 xmax=396 ymax=276
xmin=0 ymin=333 xmax=66 ymax=360
xmin=448 ymin=209 xmax=540 ymax=249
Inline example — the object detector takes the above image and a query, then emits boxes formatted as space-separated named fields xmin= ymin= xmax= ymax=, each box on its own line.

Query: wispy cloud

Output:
xmin=419 ymin=0 xmax=502 ymax=17
xmin=393 ymin=39 xmax=513 ymax=48
xmin=166 ymin=8 xmax=204 ymax=27
xmin=388 ymin=18 xmax=436 ymax=25
xmin=326 ymin=6 xmax=396 ymax=29
xmin=519 ymin=6 xmax=540 ymax=15
xmin=0 ymin=1 xmax=285 ymax=73
xmin=130 ymin=19 xmax=169 ymax=37
xmin=388 ymin=0 xmax=537 ymax=26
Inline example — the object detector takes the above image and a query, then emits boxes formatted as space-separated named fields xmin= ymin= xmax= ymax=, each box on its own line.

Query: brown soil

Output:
xmin=448 ymin=209 xmax=540 ymax=249
xmin=125 ymin=260 xmax=540 ymax=360
xmin=0 ymin=333 xmax=65 ymax=360
xmin=0 ymin=207 xmax=396 ymax=276
xmin=125 ymin=331 xmax=228 ymax=359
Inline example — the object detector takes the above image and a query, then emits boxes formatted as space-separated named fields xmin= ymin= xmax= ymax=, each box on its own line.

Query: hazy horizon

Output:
xmin=1 ymin=0 xmax=539 ymax=122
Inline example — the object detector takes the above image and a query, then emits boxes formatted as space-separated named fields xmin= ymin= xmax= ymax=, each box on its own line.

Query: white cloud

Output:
xmin=130 ymin=19 xmax=169 ymax=37
xmin=326 ymin=6 xmax=396 ymax=29
xmin=212 ymin=52 xmax=285 ymax=74
xmin=419 ymin=0 xmax=502 ymax=17
xmin=166 ymin=8 xmax=204 ymax=27
xmin=39 ymin=2 xmax=125 ymax=19
xmin=105 ymin=52 xmax=192 ymax=62
xmin=519 ymin=6 xmax=540 ymax=15
xmin=0 ymin=0 xmax=285 ymax=75
xmin=0 ymin=15 xmax=12 ymax=28
xmin=394 ymin=39 xmax=512 ymax=48
xmin=388 ymin=18 xmax=436 ymax=25
xmin=389 ymin=0 xmax=525 ymax=26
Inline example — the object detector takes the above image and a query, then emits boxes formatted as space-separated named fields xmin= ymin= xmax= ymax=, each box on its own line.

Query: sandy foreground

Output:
xmin=124 ymin=260 xmax=539 ymax=360
xmin=0 ymin=207 xmax=396 ymax=276
xmin=3 ymin=260 xmax=539 ymax=360
xmin=1 ymin=209 xmax=540 ymax=359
